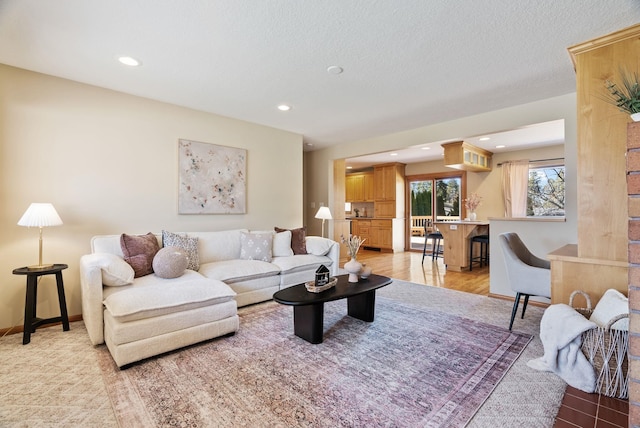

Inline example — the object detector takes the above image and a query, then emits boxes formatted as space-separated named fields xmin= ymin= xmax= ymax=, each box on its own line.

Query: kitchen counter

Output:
xmin=434 ymin=221 xmax=489 ymax=271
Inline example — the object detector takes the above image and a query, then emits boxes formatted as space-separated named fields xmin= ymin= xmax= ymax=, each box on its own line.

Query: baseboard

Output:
xmin=0 ymin=314 xmax=83 ymax=337
xmin=488 ymin=293 xmax=550 ymax=308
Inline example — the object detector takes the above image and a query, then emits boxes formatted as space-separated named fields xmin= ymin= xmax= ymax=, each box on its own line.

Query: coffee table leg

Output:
xmin=347 ymin=290 xmax=376 ymax=322
xmin=293 ymin=303 xmax=324 ymax=344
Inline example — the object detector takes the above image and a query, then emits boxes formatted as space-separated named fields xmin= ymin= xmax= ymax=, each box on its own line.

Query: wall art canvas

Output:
xmin=178 ymin=139 xmax=247 ymax=214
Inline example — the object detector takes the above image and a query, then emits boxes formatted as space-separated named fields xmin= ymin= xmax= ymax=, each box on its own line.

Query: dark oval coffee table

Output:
xmin=273 ymin=274 xmax=392 ymax=344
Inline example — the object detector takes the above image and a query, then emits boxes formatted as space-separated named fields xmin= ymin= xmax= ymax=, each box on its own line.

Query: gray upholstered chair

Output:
xmin=498 ymin=232 xmax=551 ymax=330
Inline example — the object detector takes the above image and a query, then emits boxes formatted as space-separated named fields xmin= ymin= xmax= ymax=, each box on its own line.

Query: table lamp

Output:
xmin=315 ymin=206 xmax=332 ymax=238
xmin=18 ymin=203 xmax=63 ymax=270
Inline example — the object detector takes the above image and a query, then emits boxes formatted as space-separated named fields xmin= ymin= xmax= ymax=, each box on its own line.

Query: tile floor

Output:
xmin=554 ymin=386 xmax=629 ymax=428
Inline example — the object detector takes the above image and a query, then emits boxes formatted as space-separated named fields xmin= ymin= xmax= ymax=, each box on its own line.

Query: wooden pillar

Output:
xmin=627 ymin=122 xmax=640 ymax=425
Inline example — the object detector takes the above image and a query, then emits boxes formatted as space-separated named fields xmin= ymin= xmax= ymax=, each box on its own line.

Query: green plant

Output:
xmin=605 ymin=69 xmax=640 ymax=114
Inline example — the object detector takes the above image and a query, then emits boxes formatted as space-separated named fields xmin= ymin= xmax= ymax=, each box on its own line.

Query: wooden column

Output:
xmin=627 ymin=122 xmax=640 ymax=424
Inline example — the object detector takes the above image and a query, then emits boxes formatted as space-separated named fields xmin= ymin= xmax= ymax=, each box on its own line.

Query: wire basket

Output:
xmin=569 ymin=290 xmax=629 ymax=399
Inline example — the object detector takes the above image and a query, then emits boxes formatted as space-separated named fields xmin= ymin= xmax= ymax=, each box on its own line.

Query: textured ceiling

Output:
xmin=1 ymin=1 xmax=639 ymax=152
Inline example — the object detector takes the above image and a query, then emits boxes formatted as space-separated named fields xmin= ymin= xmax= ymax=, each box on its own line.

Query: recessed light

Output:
xmin=277 ymin=104 xmax=291 ymax=111
xmin=390 ymin=153 xmax=398 ymax=156
xmin=495 ymin=145 xmax=506 ymax=149
xmin=118 ymin=56 xmax=141 ymax=67
xmin=479 ymin=137 xmax=490 ymax=141
xmin=346 ymin=166 xmax=353 ymax=169
xmin=421 ymin=147 xmax=431 ymax=150
xmin=327 ymin=65 xmax=344 ymax=75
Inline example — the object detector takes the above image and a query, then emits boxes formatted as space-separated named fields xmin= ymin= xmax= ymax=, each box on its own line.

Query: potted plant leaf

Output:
xmin=604 ymin=69 xmax=640 ymax=122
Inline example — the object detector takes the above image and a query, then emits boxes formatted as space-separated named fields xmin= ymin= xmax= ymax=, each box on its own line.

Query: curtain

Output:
xmin=501 ymin=160 xmax=529 ymax=217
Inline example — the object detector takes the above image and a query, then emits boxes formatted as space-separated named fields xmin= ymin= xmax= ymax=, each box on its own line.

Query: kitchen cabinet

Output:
xmin=442 ymin=141 xmax=492 ymax=172
xmin=374 ymin=201 xmax=395 ymax=218
xmin=373 ymin=163 xmax=405 ymax=218
xmin=352 ymin=219 xmax=370 ymax=242
xmin=345 ymin=172 xmax=374 ymax=202
xmin=351 ymin=218 xmax=403 ymax=252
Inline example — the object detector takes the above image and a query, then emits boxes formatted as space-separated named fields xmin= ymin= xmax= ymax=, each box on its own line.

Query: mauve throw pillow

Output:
xmin=274 ymin=227 xmax=307 ymax=255
xmin=120 ymin=232 xmax=160 ymax=277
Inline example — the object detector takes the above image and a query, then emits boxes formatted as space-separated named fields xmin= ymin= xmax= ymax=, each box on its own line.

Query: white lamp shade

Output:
xmin=18 ymin=203 xmax=63 ymax=227
xmin=315 ymin=206 xmax=332 ymax=220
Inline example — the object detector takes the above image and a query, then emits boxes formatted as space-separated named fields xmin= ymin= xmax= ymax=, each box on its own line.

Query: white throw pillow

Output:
xmin=240 ymin=232 xmax=273 ymax=262
xmin=589 ymin=289 xmax=629 ymax=330
xmin=273 ymin=230 xmax=294 ymax=257
xmin=305 ymin=236 xmax=333 ymax=256
xmin=96 ymin=253 xmax=135 ymax=286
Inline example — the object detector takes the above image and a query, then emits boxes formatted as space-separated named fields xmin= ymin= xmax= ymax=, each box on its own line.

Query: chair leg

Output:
xmin=422 ymin=237 xmax=428 ymax=264
xmin=521 ymin=294 xmax=530 ymax=319
xmin=509 ymin=292 xmax=521 ymax=331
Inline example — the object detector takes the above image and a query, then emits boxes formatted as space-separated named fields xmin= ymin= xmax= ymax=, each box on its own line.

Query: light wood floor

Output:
xmin=351 ymin=248 xmax=490 ymax=295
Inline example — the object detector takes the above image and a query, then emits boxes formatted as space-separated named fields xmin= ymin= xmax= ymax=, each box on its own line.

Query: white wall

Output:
xmin=0 ymin=64 xmax=304 ymax=330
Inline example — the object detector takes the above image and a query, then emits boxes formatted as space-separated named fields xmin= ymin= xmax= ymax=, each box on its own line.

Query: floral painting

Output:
xmin=178 ymin=139 xmax=246 ymax=214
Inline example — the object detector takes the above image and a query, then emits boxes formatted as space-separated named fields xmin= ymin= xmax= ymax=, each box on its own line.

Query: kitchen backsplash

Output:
xmin=347 ymin=202 xmax=374 ymax=217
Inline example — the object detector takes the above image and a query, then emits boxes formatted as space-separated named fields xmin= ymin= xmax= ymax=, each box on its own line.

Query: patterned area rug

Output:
xmin=98 ymin=296 xmax=532 ymax=427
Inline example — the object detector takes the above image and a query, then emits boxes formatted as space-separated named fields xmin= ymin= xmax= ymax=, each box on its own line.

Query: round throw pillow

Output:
xmin=152 ymin=246 xmax=188 ymax=279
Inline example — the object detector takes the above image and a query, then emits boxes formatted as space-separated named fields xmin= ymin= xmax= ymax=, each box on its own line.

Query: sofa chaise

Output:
xmin=80 ymin=229 xmax=339 ymax=367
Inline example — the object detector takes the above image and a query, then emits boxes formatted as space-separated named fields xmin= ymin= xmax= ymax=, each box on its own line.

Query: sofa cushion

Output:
xmin=103 ymin=270 xmax=236 ymax=322
xmin=271 ymin=254 xmax=333 ymax=274
xmin=120 ymin=232 xmax=160 ymax=277
xmin=199 ymin=259 xmax=280 ymax=283
xmin=240 ymin=231 xmax=273 ymax=262
xmin=189 ymin=230 xmax=247 ymax=263
xmin=275 ymin=227 xmax=307 ymax=255
xmin=162 ymin=230 xmax=200 ymax=271
xmin=153 ymin=246 xmax=188 ymax=279
xmin=273 ymin=230 xmax=294 ymax=257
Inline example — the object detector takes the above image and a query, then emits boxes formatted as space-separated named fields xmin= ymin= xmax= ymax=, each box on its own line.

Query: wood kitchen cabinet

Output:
xmin=345 ymin=172 xmax=374 ymax=202
xmin=442 ymin=141 xmax=492 ymax=172
xmin=353 ymin=218 xmax=402 ymax=252
xmin=373 ymin=163 xmax=405 ymax=218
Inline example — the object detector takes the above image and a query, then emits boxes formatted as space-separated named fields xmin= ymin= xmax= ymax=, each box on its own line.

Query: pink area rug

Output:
xmin=98 ymin=297 xmax=531 ymax=427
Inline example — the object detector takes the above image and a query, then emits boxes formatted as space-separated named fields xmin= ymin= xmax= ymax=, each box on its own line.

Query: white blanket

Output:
xmin=527 ymin=303 xmax=597 ymax=392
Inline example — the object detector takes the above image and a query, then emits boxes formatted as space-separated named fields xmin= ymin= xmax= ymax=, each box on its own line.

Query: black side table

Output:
xmin=12 ymin=264 xmax=70 ymax=344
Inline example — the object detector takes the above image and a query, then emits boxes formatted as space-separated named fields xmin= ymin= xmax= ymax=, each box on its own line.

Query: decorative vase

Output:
xmin=469 ymin=212 xmax=477 ymax=221
xmin=632 ymin=112 xmax=640 ymax=122
xmin=344 ymin=257 xmax=362 ymax=283
xmin=360 ymin=263 xmax=372 ymax=279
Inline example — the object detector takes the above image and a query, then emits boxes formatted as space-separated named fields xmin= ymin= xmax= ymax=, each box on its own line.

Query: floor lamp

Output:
xmin=315 ymin=206 xmax=332 ymax=238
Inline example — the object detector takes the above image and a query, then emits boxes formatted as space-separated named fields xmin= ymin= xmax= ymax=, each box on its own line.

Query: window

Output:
xmin=527 ymin=164 xmax=565 ymax=216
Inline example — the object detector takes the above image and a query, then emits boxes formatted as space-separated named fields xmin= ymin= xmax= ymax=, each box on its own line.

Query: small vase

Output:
xmin=360 ymin=263 xmax=372 ymax=279
xmin=632 ymin=112 xmax=640 ymax=122
xmin=469 ymin=212 xmax=477 ymax=221
xmin=344 ymin=257 xmax=362 ymax=283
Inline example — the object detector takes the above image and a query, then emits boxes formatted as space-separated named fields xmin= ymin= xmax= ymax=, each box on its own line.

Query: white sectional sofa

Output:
xmin=80 ymin=229 xmax=339 ymax=367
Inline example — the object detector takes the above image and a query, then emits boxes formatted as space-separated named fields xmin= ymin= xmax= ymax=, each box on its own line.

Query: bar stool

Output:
xmin=422 ymin=231 xmax=443 ymax=263
xmin=469 ymin=234 xmax=489 ymax=271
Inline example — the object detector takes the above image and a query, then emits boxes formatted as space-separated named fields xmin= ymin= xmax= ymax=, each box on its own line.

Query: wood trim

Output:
xmin=567 ymin=23 xmax=640 ymax=68
xmin=0 ymin=314 xmax=83 ymax=337
xmin=488 ymin=293 xmax=549 ymax=308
